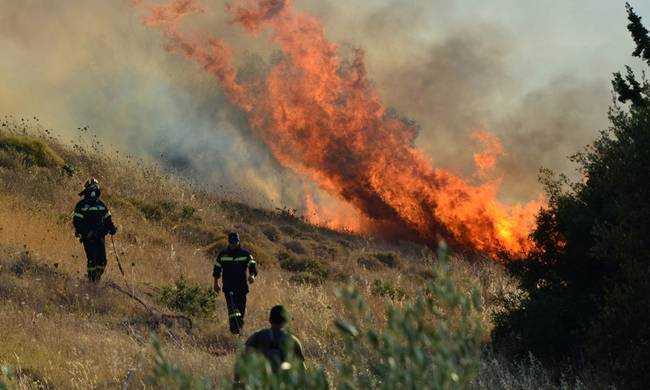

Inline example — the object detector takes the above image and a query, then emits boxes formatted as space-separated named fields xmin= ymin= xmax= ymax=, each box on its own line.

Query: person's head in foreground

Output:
xmin=269 ymin=305 xmax=290 ymax=330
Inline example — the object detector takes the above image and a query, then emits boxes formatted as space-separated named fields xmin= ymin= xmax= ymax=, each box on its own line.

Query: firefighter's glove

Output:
xmin=248 ymin=275 xmax=256 ymax=284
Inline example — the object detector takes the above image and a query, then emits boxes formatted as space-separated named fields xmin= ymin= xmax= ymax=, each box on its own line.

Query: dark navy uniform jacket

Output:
xmin=73 ymin=198 xmax=116 ymax=240
xmin=213 ymin=247 xmax=258 ymax=293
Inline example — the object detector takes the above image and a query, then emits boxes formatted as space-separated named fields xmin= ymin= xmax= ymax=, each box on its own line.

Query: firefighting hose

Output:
xmin=109 ymin=235 xmax=193 ymax=330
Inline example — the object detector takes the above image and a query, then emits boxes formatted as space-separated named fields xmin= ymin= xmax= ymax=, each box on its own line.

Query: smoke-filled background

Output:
xmin=1 ymin=0 xmax=647 ymax=208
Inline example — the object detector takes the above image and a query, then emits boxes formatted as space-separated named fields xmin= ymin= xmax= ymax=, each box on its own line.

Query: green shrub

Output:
xmin=373 ymin=252 xmax=399 ymax=268
xmin=279 ymin=225 xmax=300 ymax=238
xmin=494 ymin=6 xmax=650 ymax=387
xmin=371 ymin=279 xmax=406 ymax=300
xmin=357 ymin=252 xmax=399 ymax=270
xmin=180 ymin=205 xmax=197 ymax=221
xmin=0 ymin=134 xmax=64 ymax=167
xmin=289 ymin=272 xmax=323 ymax=285
xmin=157 ymin=277 xmax=217 ymax=317
xmin=357 ymin=256 xmax=381 ymax=270
xmin=278 ymin=252 xmax=329 ymax=280
xmin=335 ymin=245 xmax=484 ymax=388
xmin=147 ymin=337 xmax=211 ymax=389
xmin=284 ymin=239 xmax=307 ymax=255
xmin=0 ymin=365 xmax=13 ymax=390
xmin=313 ymin=242 xmax=342 ymax=261
xmin=261 ymin=224 xmax=281 ymax=242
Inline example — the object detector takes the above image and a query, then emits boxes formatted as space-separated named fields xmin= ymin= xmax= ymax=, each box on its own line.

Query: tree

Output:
xmin=494 ymin=4 xmax=650 ymax=388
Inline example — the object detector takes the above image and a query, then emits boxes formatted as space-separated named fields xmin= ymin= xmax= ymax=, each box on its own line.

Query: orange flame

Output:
xmin=303 ymin=190 xmax=367 ymax=233
xmin=135 ymin=0 xmax=543 ymax=259
xmin=472 ymin=130 xmax=504 ymax=176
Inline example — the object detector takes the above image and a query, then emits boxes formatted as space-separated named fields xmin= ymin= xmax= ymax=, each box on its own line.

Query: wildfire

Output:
xmin=472 ymin=130 xmax=504 ymax=176
xmin=135 ymin=0 xmax=543 ymax=259
xmin=303 ymin=190 xmax=367 ymax=234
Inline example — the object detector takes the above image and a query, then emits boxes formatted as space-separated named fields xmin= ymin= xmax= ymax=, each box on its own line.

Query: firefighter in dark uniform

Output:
xmin=213 ymin=232 xmax=258 ymax=334
xmin=244 ymin=305 xmax=305 ymax=372
xmin=72 ymin=178 xmax=117 ymax=283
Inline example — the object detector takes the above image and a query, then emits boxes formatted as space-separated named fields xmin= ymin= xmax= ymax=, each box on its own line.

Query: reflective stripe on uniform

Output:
xmin=82 ymin=206 xmax=106 ymax=211
xmin=220 ymin=256 xmax=250 ymax=262
xmin=102 ymin=212 xmax=111 ymax=220
xmin=229 ymin=312 xmax=242 ymax=318
xmin=214 ymin=263 xmax=222 ymax=269
xmin=249 ymin=260 xmax=257 ymax=265
xmin=73 ymin=213 xmax=85 ymax=219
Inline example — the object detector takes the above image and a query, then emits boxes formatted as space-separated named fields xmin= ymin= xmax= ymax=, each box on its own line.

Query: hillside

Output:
xmin=0 ymin=118 xmax=590 ymax=388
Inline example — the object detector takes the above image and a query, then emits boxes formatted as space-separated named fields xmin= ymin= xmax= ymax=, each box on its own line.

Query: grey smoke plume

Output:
xmin=0 ymin=0 xmax=642 ymax=208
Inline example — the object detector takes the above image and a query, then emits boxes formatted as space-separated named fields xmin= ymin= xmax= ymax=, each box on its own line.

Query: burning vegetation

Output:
xmin=134 ymin=0 xmax=542 ymax=259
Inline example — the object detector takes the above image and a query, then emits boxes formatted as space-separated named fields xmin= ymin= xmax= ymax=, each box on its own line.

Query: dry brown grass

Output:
xmin=0 ymin=120 xmax=526 ymax=388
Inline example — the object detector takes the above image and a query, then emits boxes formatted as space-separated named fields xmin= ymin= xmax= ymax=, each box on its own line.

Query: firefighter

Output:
xmin=72 ymin=178 xmax=117 ymax=283
xmin=213 ymin=232 xmax=258 ymax=334
xmin=243 ymin=305 xmax=305 ymax=373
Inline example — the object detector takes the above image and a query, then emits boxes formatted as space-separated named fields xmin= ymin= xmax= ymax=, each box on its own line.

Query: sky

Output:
xmin=0 ymin=0 xmax=647 ymax=206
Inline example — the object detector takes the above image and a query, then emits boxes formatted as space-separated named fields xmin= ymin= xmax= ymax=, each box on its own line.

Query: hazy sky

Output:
xmin=1 ymin=0 xmax=647 ymax=205
xmin=450 ymin=1 xmax=647 ymax=87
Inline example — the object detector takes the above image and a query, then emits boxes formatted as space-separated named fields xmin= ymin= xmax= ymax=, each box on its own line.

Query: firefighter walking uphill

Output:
xmin=213 ymin=232 xmax=258 ymax=335
xmin=72 ymin=178 xmax=117 ymax=283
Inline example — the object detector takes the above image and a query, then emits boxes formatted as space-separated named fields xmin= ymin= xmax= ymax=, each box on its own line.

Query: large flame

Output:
xmin=134 ymin=0 xmax=542 ymax=258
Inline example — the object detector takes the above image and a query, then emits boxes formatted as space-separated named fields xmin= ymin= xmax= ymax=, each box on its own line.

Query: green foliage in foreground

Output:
xmin=156 ymin=277 xmax=218 ymax=317
xmin=0 ymin=365 xmax=13 ymax=390
xmin=147 ymin=244 xmax=485 ymax=389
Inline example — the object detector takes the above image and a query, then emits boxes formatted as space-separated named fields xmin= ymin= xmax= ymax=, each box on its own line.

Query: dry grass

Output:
xmin=0 ymin=119 xmax=569 ymax=388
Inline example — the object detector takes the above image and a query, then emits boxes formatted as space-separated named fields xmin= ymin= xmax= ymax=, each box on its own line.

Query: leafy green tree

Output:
xmin=494 ymin=3 xmax=650 ymax=388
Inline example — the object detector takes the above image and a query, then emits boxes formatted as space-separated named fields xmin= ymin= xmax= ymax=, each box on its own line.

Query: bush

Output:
xmin=279 ymin=225 xmax=300 ymax=238
xmin=261 ymin=224 xmax=281 ymax=242
xmin=494 ymin=5 xmax=650 ymax=387
xmin=0 ymin=134 xmax=64 ymax=168
xmin=357 ymin=256 xmax=382 ymax=270
xmin=373 ymin=252 xmax=399 ymax=268
xmin=371 ymin=279 xmax=406 ymax=300
xmin=283 ymin=239 xmax=307 ymax=255
xmin=278 ymin=252 xmax=329 ymax=281
xmin=147 ymin=337 xmax=212 ymax=389
xmin=313 ymin=242 xmax=342 ymax=261
xmin=289 ymin=272 xmax=323 ymax=285
xmin=357 ymin=252 xmax=399 ymax=270
xmin=180 ymin=205 xmax=197 ymax=221
xmin=157 ymin=277 xmax=217 ymax=317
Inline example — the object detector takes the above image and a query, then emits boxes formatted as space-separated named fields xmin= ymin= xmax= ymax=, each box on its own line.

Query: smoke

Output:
xmin=0 ymin=0 xmax=304 ymax=205
xmin=0 ymin=0 xmax=625 ymax=214
xmin=299 ymin=0 xmax=614 ymax=202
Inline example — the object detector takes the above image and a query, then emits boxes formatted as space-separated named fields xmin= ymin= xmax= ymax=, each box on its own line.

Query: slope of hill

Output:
xmin=0 ymin=117 xmax=591 ymax=388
